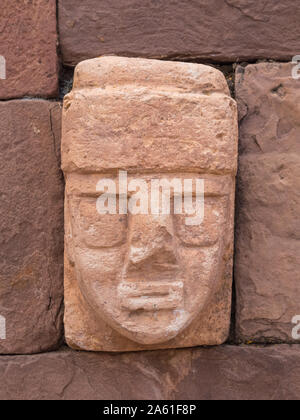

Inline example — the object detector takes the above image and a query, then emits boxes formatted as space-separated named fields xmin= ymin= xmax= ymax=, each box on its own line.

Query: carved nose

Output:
xmin=126 ymin=213 xmax=178 ymax=269
xmin=120 ymin=214 xmax=181 ymax=310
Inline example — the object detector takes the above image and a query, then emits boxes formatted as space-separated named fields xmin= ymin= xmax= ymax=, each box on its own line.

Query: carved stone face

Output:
xmin=66 ymin=174 xmax=233 ymax=345
xmin=62 ymin=56 xmax=238 ymax=351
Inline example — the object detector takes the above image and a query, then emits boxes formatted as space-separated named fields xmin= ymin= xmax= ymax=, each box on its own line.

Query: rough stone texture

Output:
xmin=0 ymin=345 xmax=300 ymax=400
xmin=62 ymin=56 xmax=238 ymax=352
xmin=58 ymin=0 xmax=300 ymax=67
xmin=0 ymin=100 xmax=64 ymax=354
xmin=235 ymin=62 xmax=300 ymax=343
xmin=0 ymin=0 xmax=58 ymax=99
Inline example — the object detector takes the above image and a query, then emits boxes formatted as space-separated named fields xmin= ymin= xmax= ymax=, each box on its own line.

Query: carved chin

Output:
xmin=103 ymin=308 xmax=192 ymax=346
xmin=79 ymin=275 xmax=209 ymax=346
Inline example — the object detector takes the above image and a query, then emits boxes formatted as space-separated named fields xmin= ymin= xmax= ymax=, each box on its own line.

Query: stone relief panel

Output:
xmin=62 ymin=57 xmax=238 ymax=351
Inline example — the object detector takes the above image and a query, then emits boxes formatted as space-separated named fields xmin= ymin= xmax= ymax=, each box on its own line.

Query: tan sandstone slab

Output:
xmin=235 ymin=62 xmax=300 ymax=343
xmin=0 ymin=345 xmax=300 ymax=400
xmin=62 ymin=56 xmax=238 ymax=352
xmin=0 ymin=0 xmax=58 ymax=99
xmin=0 ymin=100 xmax=64 ymax=354
xmin=58 ymin=0 xmax=300 ymax=67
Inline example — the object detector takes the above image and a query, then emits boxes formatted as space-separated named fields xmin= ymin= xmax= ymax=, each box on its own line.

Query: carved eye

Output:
xmin=174 ymin=197 xmax=227 ymax=246
xmin=78 ymin=199 xmax=127 ymax=248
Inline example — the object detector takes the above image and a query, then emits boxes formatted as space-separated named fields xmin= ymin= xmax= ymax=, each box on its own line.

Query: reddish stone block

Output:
xmin=58 ymin=0 xmax=300 ymax=66
xmin=0 ymin=0 xmax=58 ymax=99
xmin=0 ymin=100 xmax=64 ymax=354
xmin=235 ymin=62 xmax=300 ymax=343
xmin=0 ymin=345 xmax=300 ymax=400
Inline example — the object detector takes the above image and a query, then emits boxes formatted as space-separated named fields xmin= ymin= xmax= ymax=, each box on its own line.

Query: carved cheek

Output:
xmin=177 ymin=245 xmax=220 ymax=311
xmin=74 ymin=247 xmax=126 ymax=305
xmin=69 ymin=197 xmax=127 ymax=285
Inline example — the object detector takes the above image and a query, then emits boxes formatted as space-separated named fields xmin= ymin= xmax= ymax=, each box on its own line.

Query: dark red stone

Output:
xmin=59 ymin=0 xmax=300 ymax=66
xmin=0 ymin=345 xmax=299 ymax=399
xmin=0 ymin=0 xmax=58 ymax=99
xmin=0 ymin=100 xmax=64 ymax=354
xmin=235 ymin=62 xmax=300 ymax=343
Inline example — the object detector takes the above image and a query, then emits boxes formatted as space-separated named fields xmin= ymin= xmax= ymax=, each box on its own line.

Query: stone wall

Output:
xmin=0 ymin=0 xmax=300 ymax=400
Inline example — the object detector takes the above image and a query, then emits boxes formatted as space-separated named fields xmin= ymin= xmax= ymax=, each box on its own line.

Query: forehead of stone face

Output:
xmin=62 ymin=56 xmax=238 ymax=175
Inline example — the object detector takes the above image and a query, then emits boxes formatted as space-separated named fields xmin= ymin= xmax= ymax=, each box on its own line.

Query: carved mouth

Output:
xmin=118 ymin=281 xmax=184 ymax=311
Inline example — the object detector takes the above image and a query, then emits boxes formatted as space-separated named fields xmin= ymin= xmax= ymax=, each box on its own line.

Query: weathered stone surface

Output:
xmin=235 ymin=62 xmax=300 ymax=343
xmin=58 ymin=0 xmax=300 ymax=66
xmin=0 ymin=345 xmax=300 ymax=400
xmin=62 ymin=56 xmax=238 ymax=352
xmin=0 ymin=100 xmax=64 ymax=354
xmin=0 ymin=0 xmax=58 ymax=99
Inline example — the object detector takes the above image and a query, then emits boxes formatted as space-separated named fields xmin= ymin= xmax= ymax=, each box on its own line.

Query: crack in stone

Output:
xmin=49 ymin=106 xmax=60 ymax=169
xmin=224 ymin=0 xmax=270 ymax=23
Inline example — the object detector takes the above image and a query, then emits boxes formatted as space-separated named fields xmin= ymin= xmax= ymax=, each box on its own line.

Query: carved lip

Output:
xmin=118 ymin=281 xmax=184 ymax=311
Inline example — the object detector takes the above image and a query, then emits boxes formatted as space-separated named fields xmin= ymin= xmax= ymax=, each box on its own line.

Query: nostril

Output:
xmin=127 ymin=243 xmax=178 ymax=271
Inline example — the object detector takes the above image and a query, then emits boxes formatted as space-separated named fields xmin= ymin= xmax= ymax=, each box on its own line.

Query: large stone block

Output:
xmin=235 ymin=62 xmax=300 ymax=343
xmin=62 ymin=56 xmax=238 ymax=352
xmin=0 ymin=100 xmax=64 ymax=354
xmin=0 ymin=345 xmax=300 ymax=400
xmin=0 ymin=0 xmax=58 ymax=99
xmin=58 ymin=0 xmax=300 ymax=66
